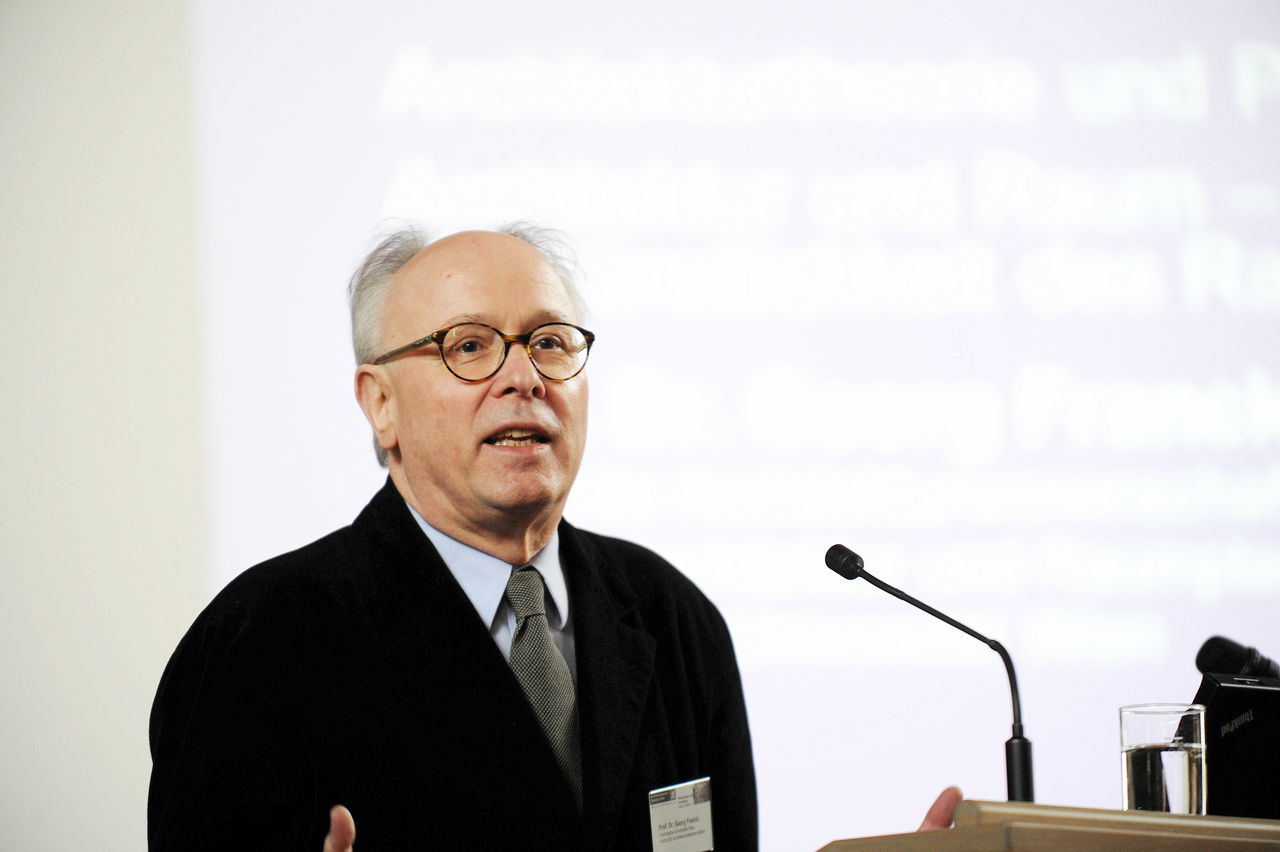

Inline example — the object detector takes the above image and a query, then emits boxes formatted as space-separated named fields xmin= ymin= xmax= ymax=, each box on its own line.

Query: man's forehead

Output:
xmin=399 ymin=230 xmax=555 ymax=284
xmin=390 ymin=231 xmax=564 ymax=307
xmin=379 ymin=230 xmax=580 ymax=342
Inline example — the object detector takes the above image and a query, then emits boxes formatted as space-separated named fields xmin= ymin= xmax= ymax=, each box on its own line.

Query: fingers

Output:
xmin=916 ymin=786 xmax=963 ymax=832
xmin=322 ymin=805 xmax=356 ymax=852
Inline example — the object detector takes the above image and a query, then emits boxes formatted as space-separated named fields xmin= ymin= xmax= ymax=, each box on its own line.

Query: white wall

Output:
xmin=0 ymin=2 xmax=203 ymax=848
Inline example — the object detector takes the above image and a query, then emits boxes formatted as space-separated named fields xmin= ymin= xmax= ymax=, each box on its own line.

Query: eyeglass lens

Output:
xmin=441 ymin=323 xmax=590 ymax=381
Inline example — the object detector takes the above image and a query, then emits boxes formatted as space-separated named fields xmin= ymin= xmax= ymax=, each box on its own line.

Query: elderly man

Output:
xmin=148 ymin=225 xmax=758 ymax=849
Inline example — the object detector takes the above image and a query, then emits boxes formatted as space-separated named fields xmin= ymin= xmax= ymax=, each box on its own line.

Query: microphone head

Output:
xmin=825 ymin=544 xmax=865 ymax=580
xmin=1197 ymin=635 xmax=1280 ymax=678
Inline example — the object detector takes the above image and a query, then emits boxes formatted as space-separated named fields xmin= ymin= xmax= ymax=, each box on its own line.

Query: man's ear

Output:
xmin=355 ymin=365 xmax=399 ymax=455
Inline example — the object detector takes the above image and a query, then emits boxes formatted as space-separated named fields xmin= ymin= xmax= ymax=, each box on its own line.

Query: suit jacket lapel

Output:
xmin=561 ymin=522 xmax=658 ymax=848
xmin=349 ymin=481 xmax=584 ymax=830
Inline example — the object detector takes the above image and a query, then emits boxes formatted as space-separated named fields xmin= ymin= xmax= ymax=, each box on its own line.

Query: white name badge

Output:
xmin=648 ymin=776 xmax=713 ymax=851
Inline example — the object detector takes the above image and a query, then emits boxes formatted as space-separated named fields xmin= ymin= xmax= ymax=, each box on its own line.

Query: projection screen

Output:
xmin=197 ymin=1 xmax=1280 ymax=847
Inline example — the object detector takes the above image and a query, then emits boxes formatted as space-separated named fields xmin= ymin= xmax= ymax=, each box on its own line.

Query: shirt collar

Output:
xmin=406 ymin=502 xmax=569 ymax=630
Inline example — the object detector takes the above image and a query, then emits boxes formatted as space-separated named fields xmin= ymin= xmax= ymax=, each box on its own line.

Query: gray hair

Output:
xmin=347 ymin=221 xmax=589 ymax=467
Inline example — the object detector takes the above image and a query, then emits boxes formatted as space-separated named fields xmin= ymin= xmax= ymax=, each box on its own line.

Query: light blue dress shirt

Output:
xmin=406 ymin=502 xmax=577 ymax=682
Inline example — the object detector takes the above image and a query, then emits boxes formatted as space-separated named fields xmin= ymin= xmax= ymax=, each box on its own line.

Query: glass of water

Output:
xmin=1120 ymin=702 xmax=1207 ymax=814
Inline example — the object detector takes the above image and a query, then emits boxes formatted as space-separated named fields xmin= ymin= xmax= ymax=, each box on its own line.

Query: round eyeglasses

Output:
xmin=370 ymin=321 xmax=595 ymax=383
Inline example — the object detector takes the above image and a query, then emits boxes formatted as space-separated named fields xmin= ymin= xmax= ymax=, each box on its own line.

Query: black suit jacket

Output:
xmin=149 ymin=480 xmax=757 ymax=849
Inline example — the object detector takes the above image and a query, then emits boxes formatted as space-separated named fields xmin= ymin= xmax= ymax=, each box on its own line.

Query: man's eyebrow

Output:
xmin=435 ymin=313 xmax=488 ymax=327
xmin=434 ymin=310 xmax=576 ymax=330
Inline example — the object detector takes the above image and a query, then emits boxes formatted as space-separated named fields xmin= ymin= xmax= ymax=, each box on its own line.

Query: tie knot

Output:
xmin=505 ymin=566 xmax=547 ymax=621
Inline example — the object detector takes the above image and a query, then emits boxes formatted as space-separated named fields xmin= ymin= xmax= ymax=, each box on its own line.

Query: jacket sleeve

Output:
xmin=148 ymin=599 xmax=319 ymax=850
xmin=706 ymin=607 xmax=759 ymax=851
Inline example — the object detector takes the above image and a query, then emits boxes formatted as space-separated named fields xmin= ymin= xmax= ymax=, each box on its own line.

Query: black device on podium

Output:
xmin=1192 ymin=636 xmax=1280 ymax=820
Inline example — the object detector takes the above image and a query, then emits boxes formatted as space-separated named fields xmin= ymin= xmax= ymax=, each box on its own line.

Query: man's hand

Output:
xmin=916 ymin=786 xmax=962 ymax=832
xmin=322 ymin=805 xmax=356 ymax=852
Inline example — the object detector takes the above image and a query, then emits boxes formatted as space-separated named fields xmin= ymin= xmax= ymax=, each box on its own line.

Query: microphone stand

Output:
xmin=827 ymin=544 xmax=1034 ymax=802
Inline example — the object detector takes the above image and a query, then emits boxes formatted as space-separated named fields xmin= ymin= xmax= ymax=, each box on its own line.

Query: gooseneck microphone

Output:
xmin=825 ymin=543 xmax=1034 ymax=803
xmin=1196 ymin=635 xmax=1280 ymax=679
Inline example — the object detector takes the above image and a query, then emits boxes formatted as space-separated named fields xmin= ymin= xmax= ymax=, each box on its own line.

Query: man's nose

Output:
xmin=491 ymin=343 xmax=546 ymax=398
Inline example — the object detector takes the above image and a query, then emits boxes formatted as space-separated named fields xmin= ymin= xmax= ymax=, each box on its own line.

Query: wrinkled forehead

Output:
xmin=387 ymin=231 xmax=575 ymax=328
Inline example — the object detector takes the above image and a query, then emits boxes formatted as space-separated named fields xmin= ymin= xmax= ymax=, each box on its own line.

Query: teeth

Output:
xmin=488 ymin=428 xmax=544 ymax=446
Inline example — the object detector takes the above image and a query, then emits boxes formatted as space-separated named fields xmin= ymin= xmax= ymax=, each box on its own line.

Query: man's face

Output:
xmin=363 ymin=231 xmax=589 ymax=544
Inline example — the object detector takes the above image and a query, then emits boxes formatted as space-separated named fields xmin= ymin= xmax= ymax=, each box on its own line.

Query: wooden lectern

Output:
xmin=819 ymin=799 xmax=1280 ymax=851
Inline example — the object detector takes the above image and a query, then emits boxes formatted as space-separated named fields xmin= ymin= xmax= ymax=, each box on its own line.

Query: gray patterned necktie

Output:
xmin=505 ymin=566 xmax=583 ymax=807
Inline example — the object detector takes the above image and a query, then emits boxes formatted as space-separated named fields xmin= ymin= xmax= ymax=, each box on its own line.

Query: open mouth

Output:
xmin=484 ymin=428 xmax=550 ymax=447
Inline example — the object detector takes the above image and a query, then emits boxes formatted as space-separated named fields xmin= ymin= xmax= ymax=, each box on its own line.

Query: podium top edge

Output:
xmin=956 ymin=800 xmax=1280 ymax=837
